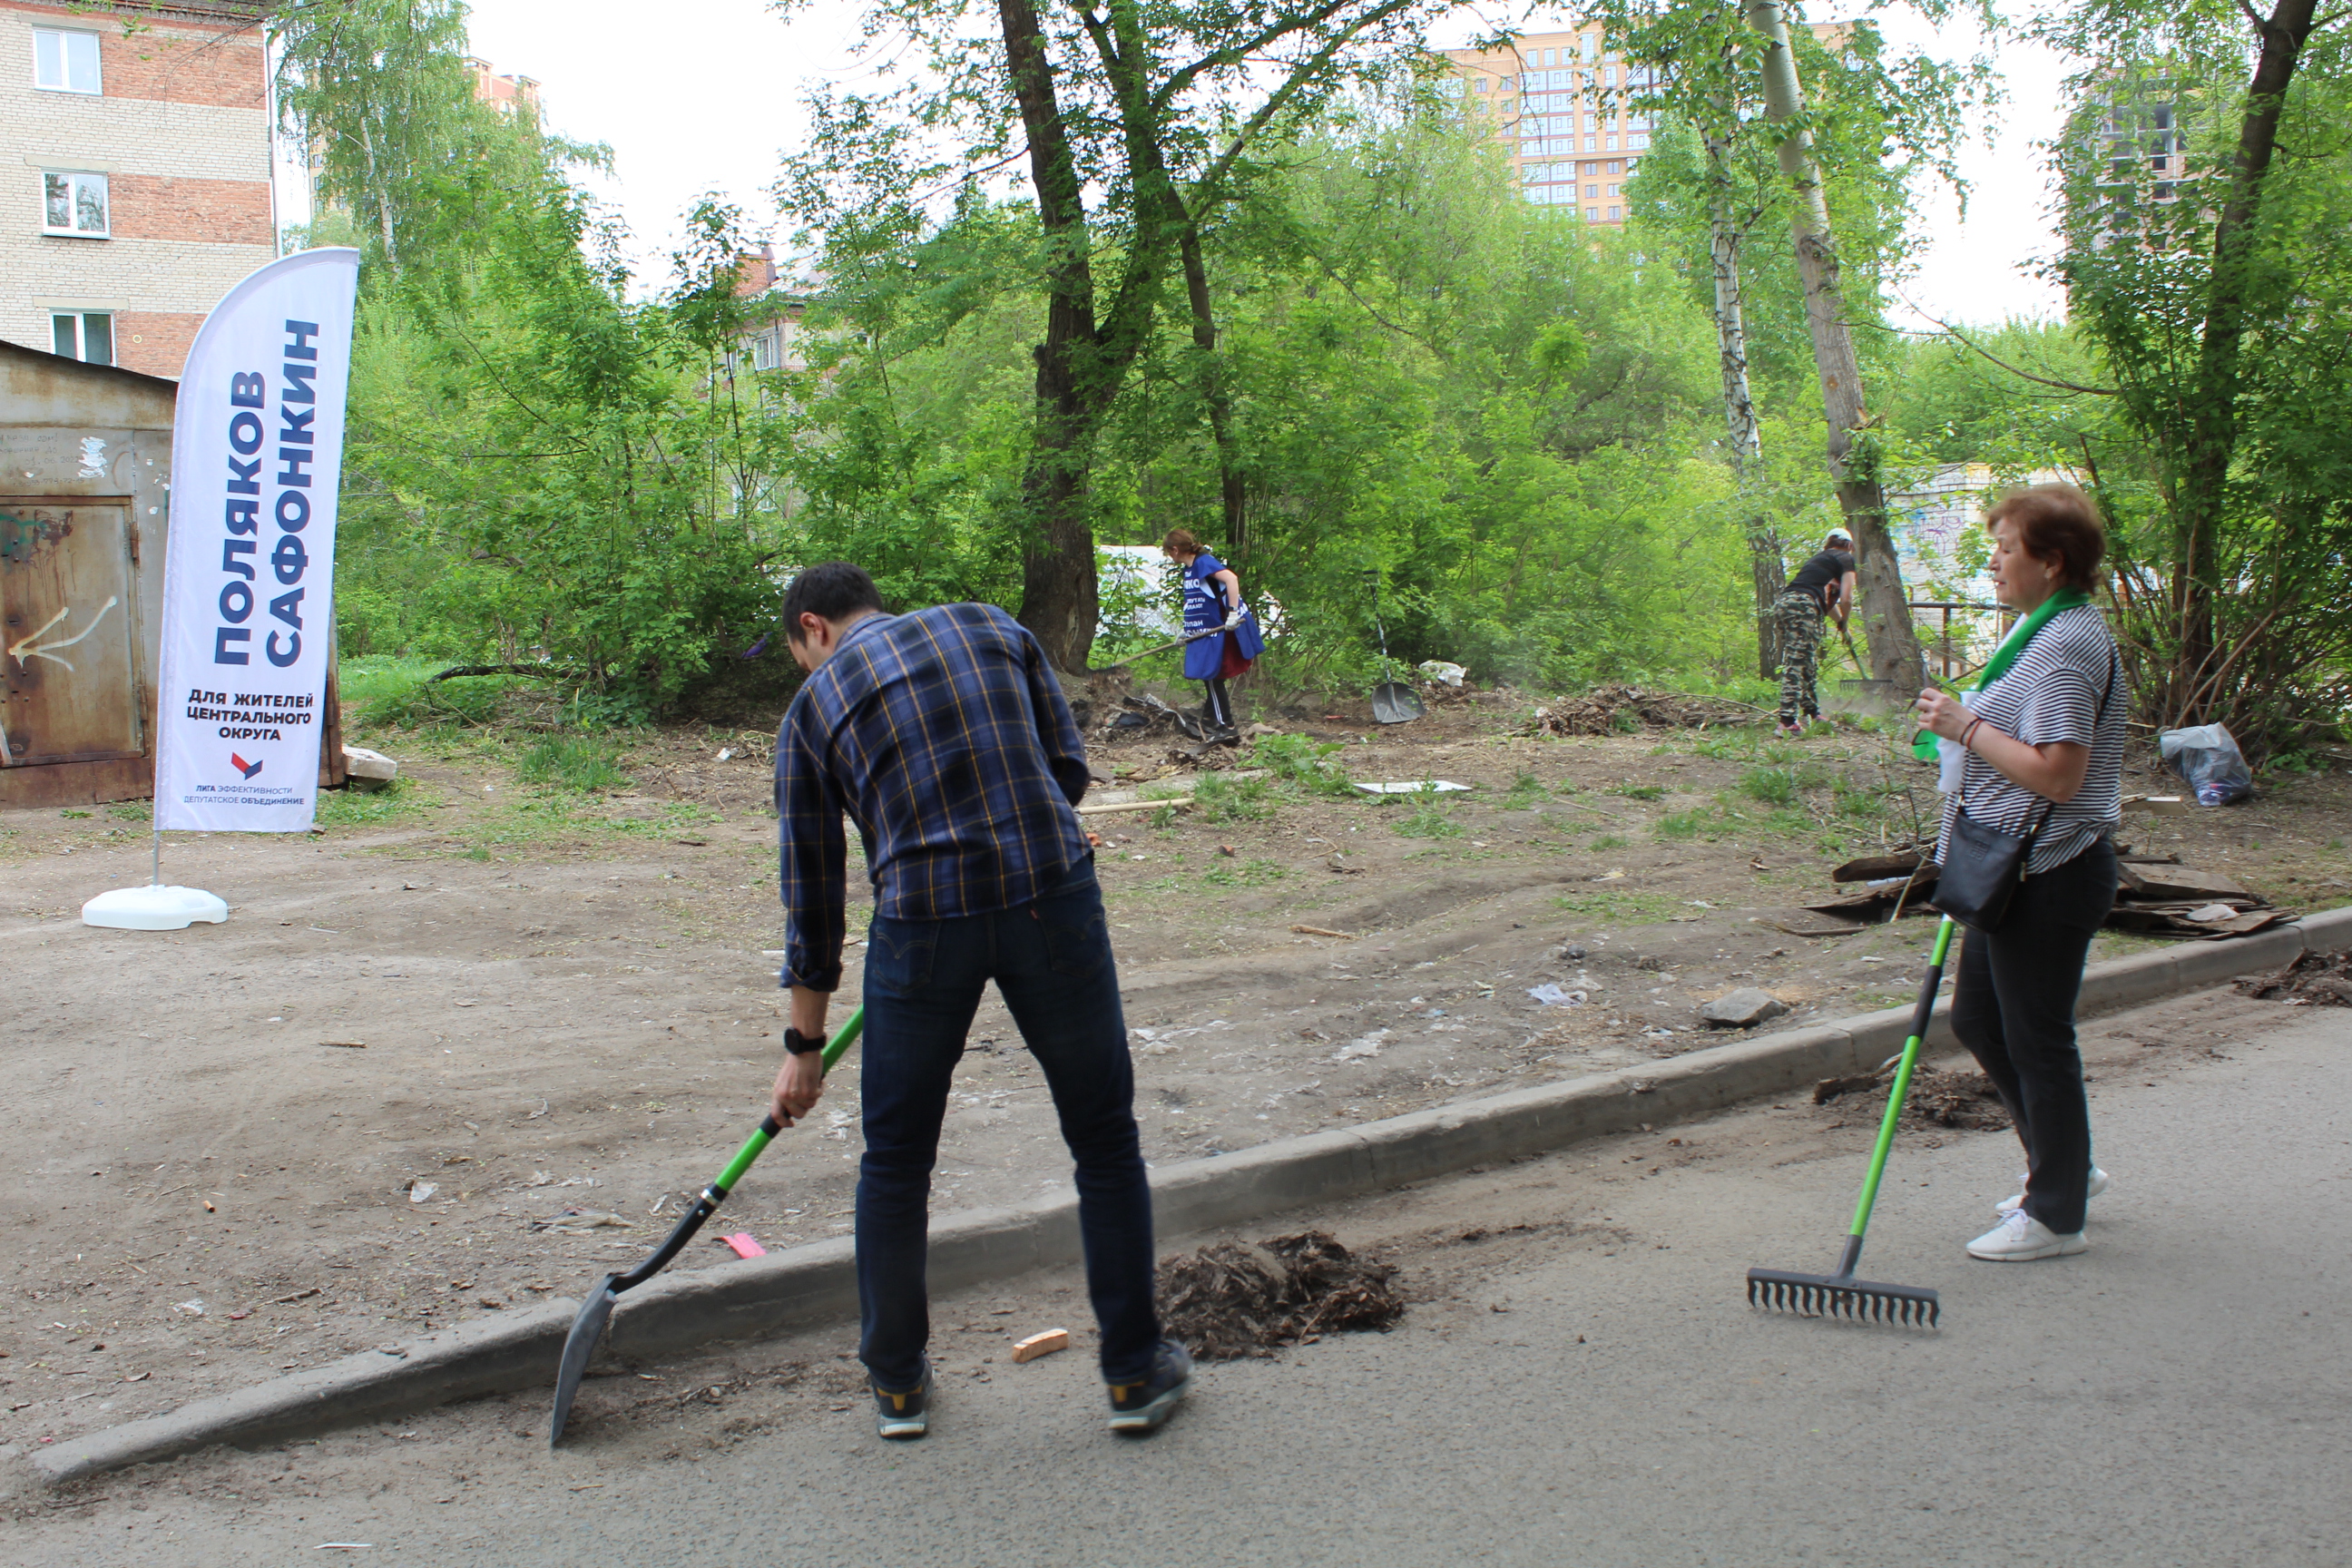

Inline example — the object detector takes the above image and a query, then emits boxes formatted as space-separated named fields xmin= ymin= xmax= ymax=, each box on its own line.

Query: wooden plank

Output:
xmin=2117 ymin=863 xmax=2252 ymax=901
xmin=1831 ymin=852 xmax=1923 ymax=883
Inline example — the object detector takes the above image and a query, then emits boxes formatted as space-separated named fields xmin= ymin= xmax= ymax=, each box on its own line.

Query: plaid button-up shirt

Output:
xmin=774 ymin=602 xmax=1093 ymax=992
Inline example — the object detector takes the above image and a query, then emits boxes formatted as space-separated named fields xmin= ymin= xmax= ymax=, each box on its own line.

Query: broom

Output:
xmin=1746 ymin=916 xmax=1952 ymax=1328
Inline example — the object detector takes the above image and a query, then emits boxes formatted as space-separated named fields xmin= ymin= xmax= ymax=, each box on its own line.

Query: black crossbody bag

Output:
xmin=1934 ymin=653 xmax=2118 ymax=934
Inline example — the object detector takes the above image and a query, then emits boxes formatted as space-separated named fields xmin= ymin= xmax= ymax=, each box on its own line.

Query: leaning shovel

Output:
xmin=550 ymin=1007 xmax=866 ymax=1445
xmin=1366 ymin=573 xmax=1424 ymax=725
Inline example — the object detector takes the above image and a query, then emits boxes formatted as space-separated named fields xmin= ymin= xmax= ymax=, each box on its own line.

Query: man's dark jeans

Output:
xmin=1951 ymin=838 xmax=2118 ymax=1235
xmin=855 ymin=856 xmax=1159 ymax=1390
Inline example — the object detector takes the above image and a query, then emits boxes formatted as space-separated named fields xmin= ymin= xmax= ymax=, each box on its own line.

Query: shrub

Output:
xmin=516 ymin=733 xmax=630 ymax=791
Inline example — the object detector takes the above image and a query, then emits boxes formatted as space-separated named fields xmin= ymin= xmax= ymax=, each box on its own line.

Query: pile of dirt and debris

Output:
xmin=2235 ymin=948 xmax=2352 ymax=1006
xmin=1520 ymin=685 xmax=1761 ymax=737
xmin=1156 ymin=1230 xmax=1405 ymax=1360
xmin=1813 ymin=1064 xmax=2012 ymax=1132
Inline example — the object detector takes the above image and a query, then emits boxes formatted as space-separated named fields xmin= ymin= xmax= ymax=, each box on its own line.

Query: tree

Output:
xmin=2044 ymin=0 xmax=2349 ymax=740
xmin=779 ymin=0 xmax=1462 ymax=669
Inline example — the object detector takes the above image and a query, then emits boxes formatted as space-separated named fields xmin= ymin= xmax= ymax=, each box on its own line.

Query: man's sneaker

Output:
xmin=1776 ymin=720 xmax=1804 ymax=739
xmin=1107 ymin=1339 xmax=1192 ymax=1436
xmin=1966 ymin=1209 xmax=2088 ymax=1262
xmin=872 ymin=1361 xmax=933 ymax=1440
xmin=1994 ymin=1165 xmax=2111 ymax=1218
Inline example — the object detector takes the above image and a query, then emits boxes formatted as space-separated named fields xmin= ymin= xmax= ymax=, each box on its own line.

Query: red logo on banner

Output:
xmin=230 ymin=752 xmax=264 ymax=779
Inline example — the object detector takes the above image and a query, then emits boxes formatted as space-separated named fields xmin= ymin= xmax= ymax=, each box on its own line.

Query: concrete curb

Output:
xmin=29 ymin=906 xmax=2349 ymax=1485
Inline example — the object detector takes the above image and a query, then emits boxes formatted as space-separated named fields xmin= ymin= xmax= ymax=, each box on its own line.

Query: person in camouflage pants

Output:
xmin=1774 ymin=530 xmax=1857 ymax=733
xmin=1773 ymin=588 xmax=1827 ymax=730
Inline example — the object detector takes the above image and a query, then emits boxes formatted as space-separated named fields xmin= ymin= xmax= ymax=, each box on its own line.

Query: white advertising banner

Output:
xmin=154 ymin=248 xmax=360 ymax=833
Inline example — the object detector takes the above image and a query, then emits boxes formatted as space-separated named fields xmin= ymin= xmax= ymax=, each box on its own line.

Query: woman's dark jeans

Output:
xmin=1950 ymin=838 xmax=2119 ymax=1235
xmin=855 ymin=857 xmax=1160 ymax=1390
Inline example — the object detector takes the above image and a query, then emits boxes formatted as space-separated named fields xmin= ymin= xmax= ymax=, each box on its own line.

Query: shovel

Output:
xmin=1366 ymin=573 xmax=1424 ymax=726
xmin=550 ymin=1007 xmax=865 ymax=1445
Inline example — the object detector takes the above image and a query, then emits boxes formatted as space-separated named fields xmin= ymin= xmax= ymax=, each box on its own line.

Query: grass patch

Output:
xmin=60 ymin=808 xmax=93 ymax=819
xmin=1551 ymin=889 xmax=1683 ymax=924
xmin=1614 ymin=784 xmax=1666 ymax=801
xmin=314 ymin=779 xmax=435 ymax=829
xmin=1654 ymin=809 xmax=1716 ymax=840
xmin=1500 ymin=769 xmax=1548 ymax=810
xmin=1590 ymin=833 xmax=1632 ymax=849
xmin=1393 ymin=799 xmax=1465 ymax=838
xmin=1191 ymin=772 xmax=1275 ymax=822
xmin=1741 ymin=767 xmax=1797 ymax=807
xmin=516 ymin=733 xmax=631 ymax=792
xmin=1201 ymin=857 xmax=1287 ymax=887
xmin=105 ymin=801 xmax=150 ymax=822
xmin=1247 ymin=733 xmax=1357 ymax=799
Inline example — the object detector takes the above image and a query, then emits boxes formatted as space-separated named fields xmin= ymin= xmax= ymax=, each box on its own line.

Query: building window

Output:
xmin=1630 ymin=132 xmax=1649 ymax=150
xmin=1608 ymin=205 xmax=1622 ymax=221
xmin=52 ymin=311 xmax=113 ymax=365
xmin=1585 ymin=207 xmax=1599 ymax=222
xmin=1475 ymin=75 xmax=1489 ymax=92
xmin=43 ymin=172 xmax=111 ymax=237
xmin=1608 ymin=161 xmax=1622 ymax=174
xmin=1583 ymin=135 xmax=1597 ymax=151
xmin=1581 ymin=34 xmax=1598 ymax=61
xmin=1585 ymin=183 xmax=1599 ymax=199
xmin=34 ymin=27 xmax=102 ymax=93
xmin=1604 ymin=134 xmax=1618 ymax=151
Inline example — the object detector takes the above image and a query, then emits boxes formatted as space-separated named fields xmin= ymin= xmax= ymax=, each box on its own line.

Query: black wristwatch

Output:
xmin=784 ymin=1026 xmax=826 ymax=1057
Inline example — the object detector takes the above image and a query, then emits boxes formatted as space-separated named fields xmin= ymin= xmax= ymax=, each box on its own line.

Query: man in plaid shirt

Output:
xmin=768 ymin=563 xmax=1189 ymax=1441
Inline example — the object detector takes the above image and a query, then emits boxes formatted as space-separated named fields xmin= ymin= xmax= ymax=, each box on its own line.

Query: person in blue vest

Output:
xmin=1161 ymin=529 xmax=1263 ymax=740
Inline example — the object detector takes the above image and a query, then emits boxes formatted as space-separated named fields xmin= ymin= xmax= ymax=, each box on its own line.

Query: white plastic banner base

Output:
xmin=82 ymin=886 xmax=230 ymax=931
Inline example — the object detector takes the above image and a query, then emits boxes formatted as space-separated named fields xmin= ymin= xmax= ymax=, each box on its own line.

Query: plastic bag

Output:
xmin=2158 ymin=723 xmax=2253 ymax=807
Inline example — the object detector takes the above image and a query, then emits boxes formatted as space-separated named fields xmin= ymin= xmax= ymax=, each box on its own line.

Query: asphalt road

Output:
xmin=13 ymin=994 xmax=2348 ymax=1565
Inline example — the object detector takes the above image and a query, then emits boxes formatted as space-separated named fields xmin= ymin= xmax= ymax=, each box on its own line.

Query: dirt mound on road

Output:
xmin=1812 ymin=1065 xmax=2012 ymax=1132
xmin=1157 ymin=1230 xmax=1404 ymax=1360
xmin=2236 ymin=949 xmax=2352 ymax=1007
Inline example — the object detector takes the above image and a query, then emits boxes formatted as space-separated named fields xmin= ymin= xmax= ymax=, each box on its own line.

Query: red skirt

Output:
xmin=1219 ymin=634 xmax=1254 ymax=679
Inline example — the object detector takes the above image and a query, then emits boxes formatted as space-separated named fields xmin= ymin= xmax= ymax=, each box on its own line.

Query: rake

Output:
xmin=1746 ymin=916 xmax=1952 ymax=1328
xmin=550 ymin=1007 xmax=865 ymax=1445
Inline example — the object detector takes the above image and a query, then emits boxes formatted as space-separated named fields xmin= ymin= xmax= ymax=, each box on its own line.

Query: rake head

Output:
xmin=1747 ymin=1267 xmax=1940 ymax=1328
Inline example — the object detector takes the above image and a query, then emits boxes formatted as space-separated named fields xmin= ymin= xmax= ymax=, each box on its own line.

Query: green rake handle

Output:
xmin=1835 ymin=916 xmax=1955 ymax=1277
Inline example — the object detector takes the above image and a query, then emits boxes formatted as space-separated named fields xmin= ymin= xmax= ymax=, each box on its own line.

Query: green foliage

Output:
xmin=313 ymin=778 xmax=432 ymax=828
xmin=515 ymin=734 xmax=631 ymax=792
xmin=1615 ymin=784 xmax=1666 ymax=800
xmin=1189 ymin=773 xmax=1275 ymax=822
xmin=1200 ymin=858 xmax=1288 ymax=887
xmin=1741 ymin=766 xmax=1797 ymax=807
xmin=1393 ymin=798 xmax=1465 ymax=838
xmin=1247 ymin=733 xmax=1358 ymax=799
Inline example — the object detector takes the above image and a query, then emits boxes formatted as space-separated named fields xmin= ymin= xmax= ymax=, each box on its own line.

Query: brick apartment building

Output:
xmin=2 ymin=0 xmax=274 ymax=378
xmin=1444 ymin=25 xmax=1661 ymax=226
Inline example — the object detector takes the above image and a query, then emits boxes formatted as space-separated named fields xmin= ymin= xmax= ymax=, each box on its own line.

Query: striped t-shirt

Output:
xmin=1935 ymin=603 xmax=2127 ymax=877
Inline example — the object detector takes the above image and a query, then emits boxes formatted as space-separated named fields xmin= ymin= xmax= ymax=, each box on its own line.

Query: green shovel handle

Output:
xmin=713 ymin=1006 xmax=866 ymax=1195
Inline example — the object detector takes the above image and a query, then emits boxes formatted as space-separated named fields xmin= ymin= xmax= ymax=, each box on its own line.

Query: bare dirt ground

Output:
xmin=3 ymin=678 xmax=2347 ymax=1465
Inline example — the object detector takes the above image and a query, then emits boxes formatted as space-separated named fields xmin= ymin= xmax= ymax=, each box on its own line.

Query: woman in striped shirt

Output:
xmin=1913 ymin=485 xmax=2127 ymax=1264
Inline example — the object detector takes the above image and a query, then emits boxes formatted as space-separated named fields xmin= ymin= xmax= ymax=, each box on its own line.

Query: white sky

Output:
xmin=455 ymin=0 xmax=2070 ymax=325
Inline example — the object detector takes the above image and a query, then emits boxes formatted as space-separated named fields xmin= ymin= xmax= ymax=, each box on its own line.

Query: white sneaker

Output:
xmin=1994 ymin=1165 xmax=2110 ymax=1218
xmin=1966 ymin=1209 xmax=2088 ymax=1262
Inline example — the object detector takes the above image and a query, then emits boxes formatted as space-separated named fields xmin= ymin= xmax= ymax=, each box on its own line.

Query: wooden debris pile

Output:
xmin=1520 ymin=686 xmax=1760 ymax=737
xmin=1769 ymin=848 xmax=2291 ymax=941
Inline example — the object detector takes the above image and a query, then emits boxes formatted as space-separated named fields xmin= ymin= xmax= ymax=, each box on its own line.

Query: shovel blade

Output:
xmin=1371 ymin=682 xmax=1425 ymax=724
xmin=550 ymin=1275 xmax=619 ymax=1446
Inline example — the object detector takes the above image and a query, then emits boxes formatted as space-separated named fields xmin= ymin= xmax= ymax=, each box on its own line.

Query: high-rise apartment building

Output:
xmin=466 ymin=54 xmax=541 ymax=118
xmin=1443 ymin=26 xmax=1660 ymax=225
xmin=3 ymin=0 xmax=275 ymax=378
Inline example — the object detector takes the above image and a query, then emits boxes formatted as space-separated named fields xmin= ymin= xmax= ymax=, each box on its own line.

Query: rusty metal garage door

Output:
xmin=1 ymin=498 xmax=145 ymax=769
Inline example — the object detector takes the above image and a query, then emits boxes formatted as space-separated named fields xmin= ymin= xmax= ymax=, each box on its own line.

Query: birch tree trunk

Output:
xmin=1705 ymin=123 xmax=1779 ymax=678
xmin=1742 ymin=0 xmax=1923 ymax=692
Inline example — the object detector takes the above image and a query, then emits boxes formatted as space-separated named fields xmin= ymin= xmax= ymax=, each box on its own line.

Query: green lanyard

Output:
xmin=1910 ymin=590 xmax=2089 ymax=760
